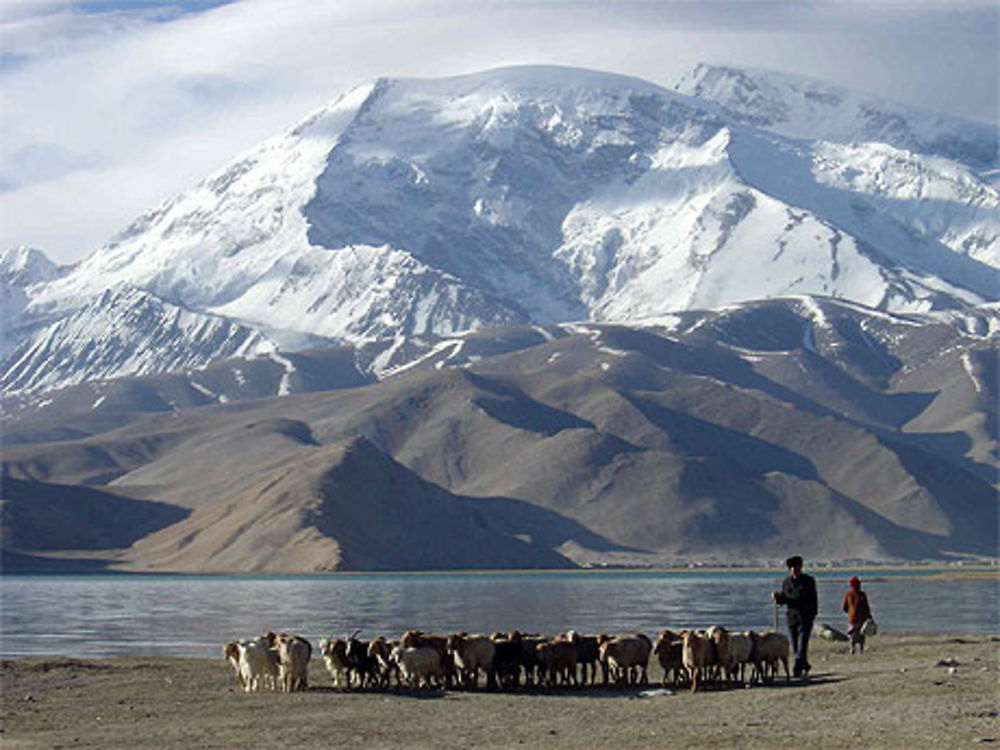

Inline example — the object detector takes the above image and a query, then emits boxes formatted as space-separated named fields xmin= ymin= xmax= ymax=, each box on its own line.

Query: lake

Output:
xmin=1 ymin=570 xmax=997 ymax=658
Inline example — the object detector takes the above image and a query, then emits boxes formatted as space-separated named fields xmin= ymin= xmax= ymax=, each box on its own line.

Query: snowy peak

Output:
xmin=58 ymin=80 xmax=380 ymax=315
xmin=676 ymin=64 xmax=998 ymax=170
xmin=2 ymin=285 xmax=276 ymax=394
xmin=1 ymin=246 xmax=70 ymax=361
xmin=0 ymin=246 xmax=65 ymax=287
xmin=4 ymin=65 xmax=999 ymax=396
xmin=301 ymin=67 xmax=726 ymax=321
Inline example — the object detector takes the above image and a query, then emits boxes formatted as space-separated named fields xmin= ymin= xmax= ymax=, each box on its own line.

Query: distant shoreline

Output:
xmin=2 ymin=563 xmax=996 ymax=580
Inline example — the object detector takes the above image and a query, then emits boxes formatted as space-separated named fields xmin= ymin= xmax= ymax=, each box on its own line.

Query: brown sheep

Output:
xmin=599 ymin=633 xmax=651 ymax=687
xmin=681 ymin=630 xmax=714 ymax=693
xmin=519 ymin=634 xmax=547 ymax=687
xmin=536 ymin=635 xmax=579 ymax=687
xmin=573 ymin=632 xmax=606 ymax=686
xmin=318 ymin=637 xmax=350 ymax=688
xmin=749 ymin=630 xmax=791 ymax=683
xmin=367 ymin=636 xmax=400 ymax=688
xmin=490 ymin=631 xmax=523 ymax=690
xmin=707 ymin=626 xmax=732 ymax=686
xmin=223 ymin=641 xmax=245 ymax=690
xmin=653 ymin=630 xmax=685 ymax=687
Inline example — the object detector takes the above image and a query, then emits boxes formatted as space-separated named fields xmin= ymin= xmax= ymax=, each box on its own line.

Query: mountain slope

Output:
xmin=116 ymin=436 xmax=577 ymax=573
xmin=1 ymin=66 xmax=995 ymax=570
xmin=4 ymin=298 xmax=995 ymax=570
xmin=1 ymin=285 xmax=277 ymax=394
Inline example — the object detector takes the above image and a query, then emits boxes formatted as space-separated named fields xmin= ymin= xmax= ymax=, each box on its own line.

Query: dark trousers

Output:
xmin=788 ymin=618 xmax=813 ymax=676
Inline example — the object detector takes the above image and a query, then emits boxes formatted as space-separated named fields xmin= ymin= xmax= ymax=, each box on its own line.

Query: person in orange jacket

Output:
xmin=842 ymin=576 xmax=872 ymax=654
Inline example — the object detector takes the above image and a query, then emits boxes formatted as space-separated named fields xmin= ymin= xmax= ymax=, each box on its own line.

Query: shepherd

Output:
xmin=771 ymin=555 xmax=818 ymax=679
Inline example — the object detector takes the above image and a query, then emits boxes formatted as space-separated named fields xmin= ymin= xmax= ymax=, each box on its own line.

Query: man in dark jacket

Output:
xmin=771 ymin=555 xmax=818 ymax=678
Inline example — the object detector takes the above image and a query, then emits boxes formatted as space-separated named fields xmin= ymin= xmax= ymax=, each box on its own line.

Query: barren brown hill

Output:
xmin=2 ymin=298 xmax=996 ymax=571
xmin=117 ymin=436 xmax=578 ymax=572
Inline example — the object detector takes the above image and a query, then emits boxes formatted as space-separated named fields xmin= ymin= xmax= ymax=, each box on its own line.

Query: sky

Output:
xmin=1 ymin=0 xmax=997 ymax=264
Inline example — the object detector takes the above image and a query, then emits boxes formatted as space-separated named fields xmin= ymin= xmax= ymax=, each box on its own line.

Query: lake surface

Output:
xmin=1 ymin=571 xmax=997 ymax=658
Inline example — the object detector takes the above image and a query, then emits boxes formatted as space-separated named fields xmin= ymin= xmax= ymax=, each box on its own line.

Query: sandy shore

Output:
xmin=2 ymin=633 xmax=997 ymax=749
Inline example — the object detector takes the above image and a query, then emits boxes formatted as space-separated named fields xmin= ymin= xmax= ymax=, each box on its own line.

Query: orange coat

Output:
xmin=842 ymin=589 xmax=871 ymax=625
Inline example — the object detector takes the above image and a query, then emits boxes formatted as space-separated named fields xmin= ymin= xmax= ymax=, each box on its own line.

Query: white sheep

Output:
xmin=272 ymin=633 xmax=312 ymax=692
xmin=231 ymin=636 xmax=279 ymax=692
xmin=681 ymin=630 xmax=714 ymax=693
xmin=391 ymin=644 xmax=448 ymax=689
xmin=706 ymin=626 xmax=732 ymax=685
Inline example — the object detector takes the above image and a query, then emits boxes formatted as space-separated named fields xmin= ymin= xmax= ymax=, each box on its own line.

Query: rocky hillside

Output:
xmin=3 ymin=297 xmax=996 ymax=571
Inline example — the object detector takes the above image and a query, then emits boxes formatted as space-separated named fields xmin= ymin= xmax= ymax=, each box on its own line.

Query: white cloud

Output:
xmin=1 ymin=0 xmax=996 ymax=263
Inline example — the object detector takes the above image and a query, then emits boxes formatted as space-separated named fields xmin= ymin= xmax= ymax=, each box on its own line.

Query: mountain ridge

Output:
xmin=2 ymin=63 xmax=997 ymax=395
xmin=3 ymin=295 xmax=995 ymax=570
xmin=676 ymin=63 xmax=999 ymax=168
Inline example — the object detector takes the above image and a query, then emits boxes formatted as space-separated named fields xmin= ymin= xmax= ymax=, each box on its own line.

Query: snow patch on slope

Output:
xmin=267 ymin=352 xmax=298 ymax=396
xmin=810 ymin=141 xmax=999 ymax=267
xmin=960 ymin=351 xmax=984 ymax=394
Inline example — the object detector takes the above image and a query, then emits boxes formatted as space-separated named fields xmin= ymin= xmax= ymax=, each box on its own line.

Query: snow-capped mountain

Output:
xmin=1 ymin=246 xmax=70 ymax=362
xmin=2 ymin=285 xmax=277 ymax=394
xmin=675 ymin=63 xmax=998 ymax=171
xmin=0 ymin=246 xmax=65 ymax=287
xmin=3 ymin=65 xmax=998 ymax=395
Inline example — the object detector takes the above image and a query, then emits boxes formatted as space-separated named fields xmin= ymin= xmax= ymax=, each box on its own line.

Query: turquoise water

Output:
xmin=1 ymin=570 xmax=996 ymax=657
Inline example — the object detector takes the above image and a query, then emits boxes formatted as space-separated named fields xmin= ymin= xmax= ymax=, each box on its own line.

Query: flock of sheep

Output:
xmin=224 ymin=626 xmax=791 ymax=695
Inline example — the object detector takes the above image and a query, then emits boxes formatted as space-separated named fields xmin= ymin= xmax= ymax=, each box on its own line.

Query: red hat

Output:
xmin=849 ymin=576 xmax=861 ymax=589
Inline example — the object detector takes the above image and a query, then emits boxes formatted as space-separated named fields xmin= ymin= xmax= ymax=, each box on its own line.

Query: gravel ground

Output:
xmin=2 ymin=633 xmax=997 ymax=750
